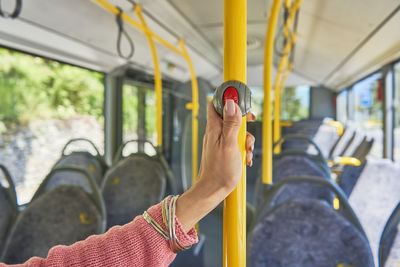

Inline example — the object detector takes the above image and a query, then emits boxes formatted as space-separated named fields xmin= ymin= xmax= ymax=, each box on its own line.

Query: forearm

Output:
xmin=0 ymin=203 xmax=198 ymax=267
xmin=176 ymin=176 xmax=230 ymax=232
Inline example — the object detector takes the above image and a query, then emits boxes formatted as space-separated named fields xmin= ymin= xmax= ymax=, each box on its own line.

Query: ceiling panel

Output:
xmin=325 ymin=11 xmax=400 ymax=90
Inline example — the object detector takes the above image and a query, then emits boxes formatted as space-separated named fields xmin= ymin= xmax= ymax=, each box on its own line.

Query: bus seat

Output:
xmin=1 ymin=185 xmax=104 ymax=264
xmin=311 ymin=122 xmax=340 ymax=159
xmin=248 ymin=198 xmax=374 ymax=267
xmin=342 ymin=131 xmax=365 ymax=157
xmin=331 ymin=137 xmax=373 ymax=184
xmin=351 ymin=137 xmax=374 ymax=163
xmin=379 ymin=202 xmax=400 ymax=267
xmin=32 ymin=167 xmax=94 ymax=198
xmin=55 ymin=138 xmax=107 ymax=185
xmin=349 ymin=159 xmax=400 ymax=265
xmin=338 ymin=162 xmax=367 ymax=196
xmin=0 ymin=165 xmax=18 ymax=256
xmin=102 ymin=153 xmax=166 ymax=229
xmin=273 ymin=155 xmax=333 ymax=205
xmin=328 ymin=126 xmax=354 ymax=159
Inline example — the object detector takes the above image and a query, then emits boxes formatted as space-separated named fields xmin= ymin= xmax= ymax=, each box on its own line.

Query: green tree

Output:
xmin=281 ymin=86 xmax=308 ymax=121
xmin=0 ymin=48 xmax=104 ymax=124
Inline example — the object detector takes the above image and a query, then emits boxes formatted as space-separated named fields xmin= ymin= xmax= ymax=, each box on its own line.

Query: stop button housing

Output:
xmin=213 ymin=80 xmax=252 ymax=117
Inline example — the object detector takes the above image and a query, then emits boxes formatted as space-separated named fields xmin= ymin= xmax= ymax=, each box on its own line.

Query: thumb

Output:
xmin=222 ymin=99 xmax=242 ymax=145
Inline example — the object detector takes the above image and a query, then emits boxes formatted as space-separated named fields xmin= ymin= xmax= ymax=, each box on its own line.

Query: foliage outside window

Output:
xmin=0 ymin=48 xmax=104 ymax=126
xmin=281 ymin=85 xmax=310 ymax=122
xmin=0 ymin=48 xmax=104 ymax=204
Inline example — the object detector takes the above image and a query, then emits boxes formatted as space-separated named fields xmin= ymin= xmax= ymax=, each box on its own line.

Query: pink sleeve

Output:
xmin=0 ymin=202 xmax=198 ymax=267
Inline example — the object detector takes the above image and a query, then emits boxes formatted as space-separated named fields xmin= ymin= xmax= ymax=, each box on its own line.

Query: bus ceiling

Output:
xmin=0 ymin=0 xmax=399 ymax=91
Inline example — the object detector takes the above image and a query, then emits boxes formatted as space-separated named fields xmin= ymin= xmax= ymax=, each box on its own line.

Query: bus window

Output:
xmin=0 ymin=48 xmax=104 ymax=204
xmin=250 ymin=87 xmax=263 ymax=121
xmin=351 ymin=73 xmax=383 ymax=158
xmin=336 ymin=89 xmax=348 ymax=123
xmin=122 ymin=85 xmax=156 ymax=156
xmin=281 ymin=85 xmax=310 ymax=121
xmin=394 ymin=62 xmax=400 ymax=162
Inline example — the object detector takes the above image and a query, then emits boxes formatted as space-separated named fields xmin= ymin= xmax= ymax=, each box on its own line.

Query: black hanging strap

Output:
xmin=0 ymin=0 xmax=23 ymax=19
xmin=116 ymin=7 xmax=134 ymax=59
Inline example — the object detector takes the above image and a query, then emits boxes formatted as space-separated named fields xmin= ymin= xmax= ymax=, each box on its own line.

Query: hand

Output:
xmin=176 ymin=100 xmax=256 ymax=232
xmin=198 ymin=100 xmax=256 ymax=192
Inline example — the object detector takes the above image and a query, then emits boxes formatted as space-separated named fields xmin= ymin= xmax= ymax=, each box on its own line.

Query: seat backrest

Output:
xmin=349 ymin=159 xmax=400 ymax=265
xmin=1 ymin=185 xmax=104 ymax=264
xmin=101 ymin=154 xmax=166 ymax=229
xmin=330 ymin=126 xmax=356 ymax=158
xmin=311 ymin=123 xmax=340 ymax=159
xmin=338 ymin=162 xmax=367 ymax=196
xmin=58 ymin=138 xmax=106 ymax=185
xmin=0 ymin=165 xmax=18 ymax=255
xmin=273 ymin=155 xmax=333 ymax=205
xmin=352 ymin=137 xmax=374 ymax=162
xmin=55 ymin=152 xmax=104 ymax=185
xmin=248 ymin=198 xmax=374 ymax=267
xmin=379 ymin=202 xmax=400 ymax=267
xmin=342 ymin=131 xmax=365 ymax=157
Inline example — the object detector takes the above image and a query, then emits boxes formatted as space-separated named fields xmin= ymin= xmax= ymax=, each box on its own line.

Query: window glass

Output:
xmin=281 ymin=85 xmax=310 ymax=121
xmin=122 ymin=84 xmax=138 ymax=141
xmin=145 ymin=89 xmax=156 ymax=144
xmin=122 ymin=85 xmax=156 ymax=156
xmin=352 ymin=73 xmax=383 ymax=158
xmin=394 ymin=62 xmax=400 ymax=161
xmin=0 ymin=48 xmax=104 ymax=204
xmin=249 ymin=86 xmax=264 ymax=121
xmin=336 ymin=90 xmax=348 ymax=123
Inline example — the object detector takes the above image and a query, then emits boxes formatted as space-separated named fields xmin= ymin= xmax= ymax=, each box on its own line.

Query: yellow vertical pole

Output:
xmin=273 ymin=36 xmax=296 ymax=153
xmin=179 ymin=40 xmax=199 ymax=188
xmin=223 ymin=0 xmax=247 ymax=266
xmin=135 ymin=5 xmax=163 ymax=148
xmin=263 ymin=0 xmax=283 ymax=184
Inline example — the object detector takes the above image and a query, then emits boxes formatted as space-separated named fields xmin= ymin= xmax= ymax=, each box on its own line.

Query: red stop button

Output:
xmin=223 ymin=87 xmax=239 ymax=105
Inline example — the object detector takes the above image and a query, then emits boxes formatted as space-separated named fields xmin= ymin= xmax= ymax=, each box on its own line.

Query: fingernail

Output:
xmin=225 ymin=99 xmax=235 ymax=117
xmin=251 ymin=144 xmax=254 ymax=152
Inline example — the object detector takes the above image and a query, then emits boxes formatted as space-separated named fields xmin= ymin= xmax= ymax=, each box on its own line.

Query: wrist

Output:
xmin=176 ymin=175 xmax=230 ymax=232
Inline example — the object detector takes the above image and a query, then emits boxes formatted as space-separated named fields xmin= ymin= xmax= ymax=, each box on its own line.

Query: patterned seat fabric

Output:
xmin=55 ymin=152 xmax=104 ymax=185
xmin=349 ymin=159 xmax=400 ymax=265
xmin=2 ymin=185 xmax=102 ymax=264
xmin=0 ymin=187 xmax=17 ymax=255
xmin=272 ymin=156 xmax=333 ymax=205
xmin=102 ymin=154 xmax=166 ymax=229
xmin=249 ymin=199 xmax=374 ymax=267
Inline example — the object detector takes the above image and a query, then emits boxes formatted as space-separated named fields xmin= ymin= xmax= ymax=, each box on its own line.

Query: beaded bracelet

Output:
xmin=143 ymin=195 xmax=191 ymax=253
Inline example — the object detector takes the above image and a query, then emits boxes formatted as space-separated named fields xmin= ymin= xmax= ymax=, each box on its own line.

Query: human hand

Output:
xmin=176 ymin=100 xmax=255 ymax=232
xmin=197 ymin=100 xmax=256 ymax=193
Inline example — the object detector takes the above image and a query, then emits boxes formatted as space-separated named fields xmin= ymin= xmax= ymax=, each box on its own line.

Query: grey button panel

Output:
xmin=213 ymin=80 xmax=252 ymax=117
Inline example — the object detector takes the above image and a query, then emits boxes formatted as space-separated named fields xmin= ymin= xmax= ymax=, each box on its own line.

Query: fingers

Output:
xmin=222 ymin=100 xmax=242 ymax=145
xmin=246 ymin=112 xmax=256 ymax=122
xmin=206 ymin=102 xmax=222 ymax=133
xmin=246 ymin=132 xmax=255 ymax=166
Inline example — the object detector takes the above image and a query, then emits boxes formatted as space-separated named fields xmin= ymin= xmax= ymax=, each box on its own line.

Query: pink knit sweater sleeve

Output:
xmin=0 ymin=202 xmax=198 ymax=267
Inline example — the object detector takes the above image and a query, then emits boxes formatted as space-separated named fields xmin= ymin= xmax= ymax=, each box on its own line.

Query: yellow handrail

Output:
xmin=262 ymin=0 xmax=283 ymax=184
xmin=179 ymin=40 xmax=199 ymax=194
xmin=134 ymin=5 xmax=162 ymax=148
xmin=93 ymin=0 xmax=200 ymax=190
xmin=273 ymin=0 xmax=302 ymax=154
xmin=273 ymin=37 xmax=297 ymax=154
xmin=93 ymin=0 xmax=185 ymax=56
xmin=223 ymin=0 xmax=247 ymax=266
xmin=328 ymin=121 xmax=344 ymax=136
